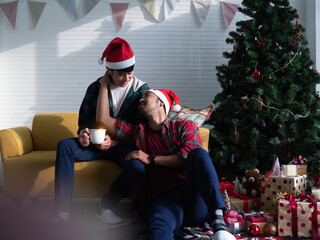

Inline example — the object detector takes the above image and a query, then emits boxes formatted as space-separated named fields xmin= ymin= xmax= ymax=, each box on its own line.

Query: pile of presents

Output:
xmin=219 ymin=156 xmax=320 ymax=239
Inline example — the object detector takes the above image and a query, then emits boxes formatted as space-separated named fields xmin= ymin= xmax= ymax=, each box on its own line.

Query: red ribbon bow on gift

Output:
xmin=290 ymin=155 xmax=308 ymax=165
xmin=283 ymin=193 xmax=319 ymax=240
xmin=224 ymin=210 xmax=244 ymax=226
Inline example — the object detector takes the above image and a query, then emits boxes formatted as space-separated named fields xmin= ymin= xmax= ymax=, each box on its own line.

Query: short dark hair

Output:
xmin=118 ymin=65 xmax=134 ymax=73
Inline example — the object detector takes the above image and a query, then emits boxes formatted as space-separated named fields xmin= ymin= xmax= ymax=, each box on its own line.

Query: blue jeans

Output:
xmin=54 ymin=137 xmax=145 ymax=212
xmin=147 ymin=148 xmax=226 ymax=240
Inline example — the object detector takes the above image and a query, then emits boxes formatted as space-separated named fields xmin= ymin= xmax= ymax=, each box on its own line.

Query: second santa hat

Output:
xmin=146 ymin=89 xmax=181 ymax=115
xmin=99 ymin=37 xmax=135 ymax=70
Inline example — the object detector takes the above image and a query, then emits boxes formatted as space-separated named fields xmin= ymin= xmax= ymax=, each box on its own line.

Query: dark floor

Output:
xmin=0 ymin=197 xmax=145 ymax=240
xmin=0 ymin=159 xmax=311 ymax=240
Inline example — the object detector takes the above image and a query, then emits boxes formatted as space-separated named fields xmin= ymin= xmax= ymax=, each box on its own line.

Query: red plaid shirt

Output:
xmin=114 ymin=118 xmax=203 ymax=159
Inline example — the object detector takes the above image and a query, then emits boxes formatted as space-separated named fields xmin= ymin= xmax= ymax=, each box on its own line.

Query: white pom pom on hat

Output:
xmin=98 ymin=37 xmax=135 ymax=69
xmin=171 ymin=104 xmax=181 ymax=112
xmin=98 ymin=58 xmax=104 ymax=65
xmin=146 ymin=89 xmax=181 ymax=115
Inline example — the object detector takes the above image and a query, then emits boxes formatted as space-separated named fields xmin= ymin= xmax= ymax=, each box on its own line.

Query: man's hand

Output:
xmin=78 ymin=128 xmax=90 ymax=147
xmin=94 ymin=135 xmax=112 ymax=151
xmin=101 ymin=70 xmax=111 ymax=87
xmin=125 ymin=150 xmax=150 ymax=164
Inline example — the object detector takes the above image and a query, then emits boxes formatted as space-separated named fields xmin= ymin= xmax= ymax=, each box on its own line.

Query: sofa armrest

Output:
xmin=0 ymin=127 xmax=33 ymax=162
xmin=199 ymin=128 xmax=210 ymax=151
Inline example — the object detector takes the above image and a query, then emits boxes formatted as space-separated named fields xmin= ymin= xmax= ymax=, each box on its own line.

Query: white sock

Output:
xmin=96 ymin=209 xmax=123 ymax=224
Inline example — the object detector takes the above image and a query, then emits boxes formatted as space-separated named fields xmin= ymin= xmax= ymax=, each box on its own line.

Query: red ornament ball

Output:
xmin=263 ymin=222 xmax=277 ymax=237
xmin=251 ymin=70 xmax=261 ymax=78
xmin=248 ymin=224 xmax=260 ymax=236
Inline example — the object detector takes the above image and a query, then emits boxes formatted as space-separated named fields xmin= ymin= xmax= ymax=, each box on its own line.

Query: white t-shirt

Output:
xmin=109 ymin=76 xmax=146 ymax=117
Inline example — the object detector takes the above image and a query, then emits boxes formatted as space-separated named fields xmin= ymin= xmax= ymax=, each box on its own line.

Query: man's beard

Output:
xmin=137 ymin=107 xmax=148 ymax=123
xmin=138 ymin=111 xmax=147 ymax=123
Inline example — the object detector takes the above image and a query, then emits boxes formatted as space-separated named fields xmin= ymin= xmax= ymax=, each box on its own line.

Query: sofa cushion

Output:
xmin=3 ymin=150 xmax=123 ymax=198
xmin=32 ymin=113 xmax=78 ymax=151
xmin=0 ymin=126 xmax=33 ymax=160
xmin=168 ymin=104 xmax=214 ymax=127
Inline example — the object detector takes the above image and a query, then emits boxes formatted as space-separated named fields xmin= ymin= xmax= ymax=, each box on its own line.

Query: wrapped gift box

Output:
xmin=263 ymin=212 xmax=277 ymax=222
xmin=224 ymin=210 xmax=246 ymax=234
xmin=278 ymin=194 xmax=320 ymax=239
xmin=246 ymin=214 xmax=267 ymax=233
xmin=245 ymin=212 xmax=276 ymax=233
xmin=260 ymin=175 xmax=307 ymax=211
xmin=225 ymin=217 xmax=246 ymax=234
xmin=282 ymin=164 xmax=307 ymax=176
xmin=230 ymin=197 xmax=258 ymax=212
xmin=226 ymin=221 xmax=246 ymax=234
xmin=297 ymin=164 xmax=307 ymax=175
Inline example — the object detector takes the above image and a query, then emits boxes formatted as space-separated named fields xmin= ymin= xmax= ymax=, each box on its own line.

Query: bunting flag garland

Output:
xmin=78 ymin=0 xmax=100 ymax=19
xmin=0 ymin=0 xmax=240 ymax=31
xmin=27 ymin=1 xmax=46 ymax=29
xmin=162 ymin=0 xmax=181 ymax=21
xmin=110 ymin=3 xmax=129 ymax=31
xmin=139 ymin=0 xmax=158 ymax=21
xmin=192 ymin=0 xmax=212 ymax=25
xmin=221 ymin=1 xmax=239 ymax=28
xmin=0 ymin=0 xmax=18 ymax=29
xmin=56 ymin=0 xmax=78 ymax=20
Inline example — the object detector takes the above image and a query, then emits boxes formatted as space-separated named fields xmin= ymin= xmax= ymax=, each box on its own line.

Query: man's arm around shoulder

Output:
xmin=96 ymin=73 xmax=117 ymax=135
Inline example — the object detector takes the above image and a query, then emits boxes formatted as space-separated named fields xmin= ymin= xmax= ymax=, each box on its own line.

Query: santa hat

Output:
xmin=146 ymin=89 xmax=181 ymax=115
xmin=98 ymin=37 xmax=135 ymax=71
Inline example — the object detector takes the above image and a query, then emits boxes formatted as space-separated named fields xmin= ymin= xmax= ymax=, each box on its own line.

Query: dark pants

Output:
xmin=54 ymin=137 xmax=145 ymax=212
xmin=147 ymin=148 xmax=226 ymax=240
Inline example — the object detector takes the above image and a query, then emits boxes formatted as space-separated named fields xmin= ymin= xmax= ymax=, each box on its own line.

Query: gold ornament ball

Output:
xmin=263 ymin=222 xmax=277 ymax=237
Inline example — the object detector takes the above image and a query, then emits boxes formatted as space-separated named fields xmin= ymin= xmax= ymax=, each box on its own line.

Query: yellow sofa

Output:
xmin=0 ymin=112 xmax=210 ymax=198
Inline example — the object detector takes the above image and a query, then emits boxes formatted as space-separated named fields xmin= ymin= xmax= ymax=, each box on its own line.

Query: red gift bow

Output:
xmin=290 ymin=155 xmax=308 ymax=165
xmin=283 ymin=193 xmax=319 ymax=240
xmin=224 ymin=210 xmax=244 ymax=226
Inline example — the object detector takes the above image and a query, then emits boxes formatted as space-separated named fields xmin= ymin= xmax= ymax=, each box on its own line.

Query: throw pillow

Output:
xmin=167 ymin=104 xmax=214 ymax=127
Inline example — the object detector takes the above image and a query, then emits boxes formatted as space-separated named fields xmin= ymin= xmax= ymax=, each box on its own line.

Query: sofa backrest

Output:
xmin=32 ymin=112 xmax=79 ymax=151
xmin=31 ymin=112 xmax=210 ymax=151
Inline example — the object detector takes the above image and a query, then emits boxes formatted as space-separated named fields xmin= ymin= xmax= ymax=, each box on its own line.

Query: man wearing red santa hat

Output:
xmin=96 ymin=79 xmax=236 ymax=240
xmin=54 ymin=37 xmax=149 ymax=223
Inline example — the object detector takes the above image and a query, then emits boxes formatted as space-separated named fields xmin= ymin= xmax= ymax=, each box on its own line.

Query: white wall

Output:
xmin=0 ymin=0 xmax=307 ymax=131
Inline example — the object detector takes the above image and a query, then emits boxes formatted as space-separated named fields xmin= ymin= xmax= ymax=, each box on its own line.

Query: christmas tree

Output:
xmin=223 ymin=190 xmax=231 ymax=211
xmin=208 ymin=0 xmax=320 ymax=178
xmin=308 ymin=152 xmax=320 ymax=180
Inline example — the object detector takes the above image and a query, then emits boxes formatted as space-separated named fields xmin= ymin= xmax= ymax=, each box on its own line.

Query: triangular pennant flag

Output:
xmin=56 ymin=0 xmax=78 ymax=20
xmin=27 ymin=1 xmax=46 ymax=29
xmin=0 ymin=1 xmax=18 ymax=29
xmin=192 ymin=0 xmax=211 ymax=25
xmin=78 ymin=0 xmax=100 ymax=19
xmin=110 ymin=3 xmax=129 ymax=31
xmin=221 ymin=2 xmax=239 ymax=28
xmin=162 ymin=0 xmax=180 ymax=21
xmin=139 ymin=0 xmax=158 ymax=21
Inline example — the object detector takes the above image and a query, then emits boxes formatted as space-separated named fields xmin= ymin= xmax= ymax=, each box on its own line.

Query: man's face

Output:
xmin=139 ymin=91 xmax=163 ymax=116
xmin=108 ymin=69 xmax=134 ymax=87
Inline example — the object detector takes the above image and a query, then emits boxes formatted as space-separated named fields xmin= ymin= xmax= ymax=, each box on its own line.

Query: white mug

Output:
xmin=89 ymin=129 xmax=106 ymax=144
